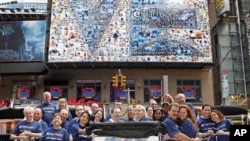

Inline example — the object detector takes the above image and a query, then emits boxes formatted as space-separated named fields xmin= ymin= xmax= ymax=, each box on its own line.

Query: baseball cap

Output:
xmin=161 ymin=102 xmax=169 ymax=106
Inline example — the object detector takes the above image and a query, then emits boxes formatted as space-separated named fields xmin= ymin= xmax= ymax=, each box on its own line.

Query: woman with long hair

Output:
xmin=179 ymin=105 xmax=199 ymax=138
xmin=71 ymin=111 xmax=92 ymax=141
xmin=211 ymin=110 xmax=232 ymax=141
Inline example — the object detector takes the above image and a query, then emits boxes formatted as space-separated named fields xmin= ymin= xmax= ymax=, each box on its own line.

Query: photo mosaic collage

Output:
xmin=48 ymin=0 xmax=212 ymax=62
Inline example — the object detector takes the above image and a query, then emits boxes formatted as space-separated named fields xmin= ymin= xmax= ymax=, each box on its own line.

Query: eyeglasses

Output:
xmin=76 ymin=109 xmax=83 ymax=111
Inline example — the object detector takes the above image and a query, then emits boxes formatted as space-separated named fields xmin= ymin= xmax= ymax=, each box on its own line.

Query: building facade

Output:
xmin=0 ymin=0 xmax=225 ymax=107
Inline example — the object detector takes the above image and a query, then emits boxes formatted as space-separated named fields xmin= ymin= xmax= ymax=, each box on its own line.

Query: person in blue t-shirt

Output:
xmin=33 ymin=107 xmax=49 ymax=131
xmin=104 ymin=100 xmax=123 ymax=121
xmin=211 ymin=110 xmax=232 ymax=141
xmin=55 ymin=98 xmax=73 ymax=122
xmin=71 ymin=111 xmax=92 ymax=141
xmin=36 ymin=91 xmax=57 ymax=125
xmin=134 ymin=105 xmax=152 ymax=121
xmin=163 ymin=103 xmax=199 ymax=141
xmin=176 ymin=93 xmax=197 ymax=117
xmin=179 ymin=105 xmax=199 ymax=138
xmin=10 ymin=106 xmax=43 ymax=141
xmin=49 ymin=109 xmax=70 ymax=130
xmin=40 ymin=113 xmax=69 ymax=141
xmin=68 ymin=105 xmax=85 ymax=137
xmin=197 ymin=104 xmax=216 ymax=140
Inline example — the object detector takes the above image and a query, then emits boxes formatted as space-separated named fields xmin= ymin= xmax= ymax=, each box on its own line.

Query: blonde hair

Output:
xmin=134 ymin=105 xmax=147 ymax=121
xmin=23 ymin=106 xmax=34 ymax=114
xmin=162 ymin=93 xmax=174 ymax=103
xmin=57 ymin=98 xmax=69 ymax=110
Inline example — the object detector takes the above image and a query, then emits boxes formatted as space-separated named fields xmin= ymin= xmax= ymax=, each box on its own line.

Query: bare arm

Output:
xmin=174 ymin=133 xmax=200 ymax=141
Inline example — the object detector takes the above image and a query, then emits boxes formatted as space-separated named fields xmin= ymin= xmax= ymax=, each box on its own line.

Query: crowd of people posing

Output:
xmin=9 ymin=91 xmax=232 ymax=141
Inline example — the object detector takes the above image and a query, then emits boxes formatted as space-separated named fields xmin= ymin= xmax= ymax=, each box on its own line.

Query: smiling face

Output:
xmin=80 ymin=112 xmax=90 ymax=125
xmin=202 ymin=105 xmax=212 ymax=119
xmin=179 ymin=107 xmax=188 ymax=120
xmin=94 ymin=110 xmax=103 ymax=122
xmin=211 ymin=111 xmax=220 ymax=123
xmin=53 ymin=114 xmax=62 ymax=126
xmin=153 ymin=109 xmax=163 ymax=121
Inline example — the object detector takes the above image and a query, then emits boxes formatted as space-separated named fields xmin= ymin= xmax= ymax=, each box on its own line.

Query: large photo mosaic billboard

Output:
xmin=0 ymin=20 xmax=46 ymax=62
xmin=48 ymin=0 xmax=212 ymax=62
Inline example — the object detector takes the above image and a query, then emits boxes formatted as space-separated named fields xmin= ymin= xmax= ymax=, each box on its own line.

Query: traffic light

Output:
xmin=112 ymin=75 xmax=118 ymax=87
xmin=120 ymin=75 xmax=126 ymax=88
xmin=131 ymin=99 xmax=136 ymax=107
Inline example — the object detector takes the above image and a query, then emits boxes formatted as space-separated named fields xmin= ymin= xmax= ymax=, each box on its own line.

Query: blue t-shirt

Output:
xmin=215 ymin=119 xmax=232 ymax=141
xmin=197 ymin=117 xmax=216 ymax=141
xmin=163 ymin=117 xmax=180 ymax=139
xmin=49 ymin=120 xmax=70 ymax=130
xmin=12 ymin=120 xmax=43 ymax=134
xmin=39 ymin=120 xmax=49 ymax=131
xmin=55 ymin=109 xmax=73 ymax=122
xmin=180 ymin=118 xmax=197 ymax=138
xmin=138 ymin=117 xmax=152 ymax=121
xmin=197 ymin=117 xmax=216 ymax=133
xmin=40 ymin=127 xmax=69 ymax=141
xmin=37 ymin=103 xmax=57 ymax=125
xmin=68 ymin=118 xmax=79 ymax=134
xmin=71 ymin=123 xmax=92 ymax=141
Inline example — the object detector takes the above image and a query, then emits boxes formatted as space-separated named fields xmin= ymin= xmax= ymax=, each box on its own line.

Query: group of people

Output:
xmin=9 ymin=91 xmax=233 ymax=141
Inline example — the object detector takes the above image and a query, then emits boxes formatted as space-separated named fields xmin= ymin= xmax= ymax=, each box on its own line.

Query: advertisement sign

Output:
xmin=82 ymin=87 xmax=96 ymax=99
xmin=221 ymin=71 xmax=229 ymax=98
xmin=50 ymin=86 xmax=63 ymax=98
xmin=182 ymin=86 xmax=196 ymax=99
xmin=0 ymin=0 xmax=48 ymax=14
xmin=215 ymin=0 xmax=230 ymax=17
xmin=49 ymin=0 xmax=212 ymax=63
xmin=149 ymin=86 xmax=161 ymax=99
xmin=17 ymin=87 xmax=30 ymax=99
xmin=0 ymin=20 xmax=46 ymax=62
xmin=116 ymin=88 xmax=127 ymax=99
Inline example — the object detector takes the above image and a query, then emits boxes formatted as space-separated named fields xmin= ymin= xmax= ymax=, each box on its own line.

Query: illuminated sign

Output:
xmin=182 ymin=86 xmax=196 ymax=99
xmin=82 ymin=87 xmax=96 ymax=99
xmin=49 ymin=0 xmax=212 ymax=63
xmin=0 ymin=0 xmax=47 ymax=14
xmin=50 ymin=86 xmax=63 ymax=98
xmin=17 ymin=87 xmax=30 ymax=98
xmin=215 ymin=0 xmax=230 ymax=17
xmin=0 ymin=20 xmax=46 ymax=62
xmin=116 ymin=88 xmax=127 ymax=99
xmin=149 ymin=86 xmax=161 ymax=98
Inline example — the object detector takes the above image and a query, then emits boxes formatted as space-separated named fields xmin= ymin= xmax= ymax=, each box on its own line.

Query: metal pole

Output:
xmin=127 ymin=87 xmax=130 ymax=105
xmin=235 ymin=0 xmax=247 ymax=96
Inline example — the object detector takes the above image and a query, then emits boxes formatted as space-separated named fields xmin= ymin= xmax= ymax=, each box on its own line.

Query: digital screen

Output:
xmin=49 ymin=0 xmax=212 ymax=63
xmin=0 ymin=0 xmax=47 ymax=14
xmin=0 ymin=20 xmax=46 ymax=62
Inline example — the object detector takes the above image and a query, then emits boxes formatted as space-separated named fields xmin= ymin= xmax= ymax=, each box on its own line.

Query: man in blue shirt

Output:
xmin=33 ymin=107 xmax=49 ymax=131
xmin=10 ymin=106 xmax=43 ymax=141
xmin=176 ymin=93 xmax=197 ymax=117
xmin=163 ymin=103 xmax=199 ymax=141
xmin=36 ymin=91 xmax=57 ymax=125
